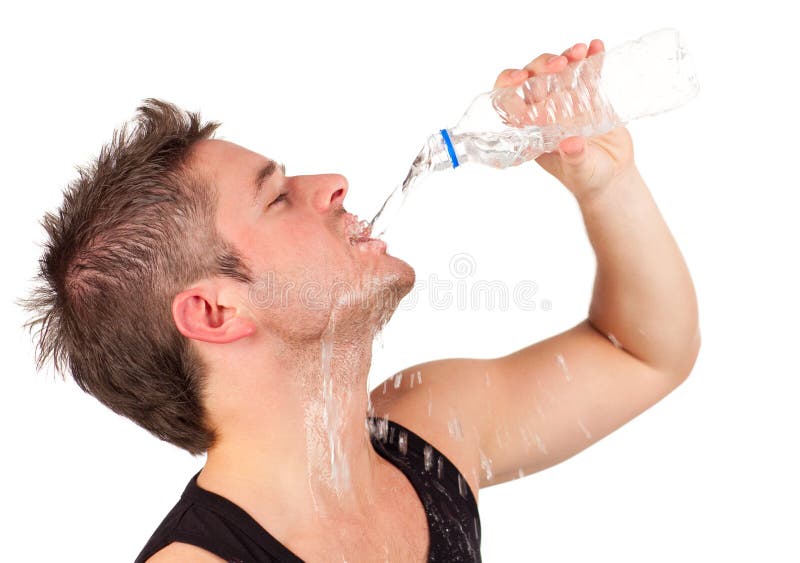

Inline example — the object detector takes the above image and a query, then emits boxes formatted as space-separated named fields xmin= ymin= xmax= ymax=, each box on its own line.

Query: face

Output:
xmin=191 ymin=139 xmax=415 ymax=341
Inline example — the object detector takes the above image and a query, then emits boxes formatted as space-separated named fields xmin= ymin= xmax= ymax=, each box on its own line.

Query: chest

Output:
xmin=298 ymin=522 xmax=428 ymax=562
xmin=286 ymin=473 xmax=430 ymax=562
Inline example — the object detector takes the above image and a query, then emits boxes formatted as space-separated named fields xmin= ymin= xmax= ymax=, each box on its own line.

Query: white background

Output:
xmin=2 ymin=1 xmax=798 ymax=561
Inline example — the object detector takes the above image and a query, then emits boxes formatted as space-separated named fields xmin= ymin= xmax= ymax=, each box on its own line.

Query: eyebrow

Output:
xmin=251 ymin=160 xmax=286 ymax=207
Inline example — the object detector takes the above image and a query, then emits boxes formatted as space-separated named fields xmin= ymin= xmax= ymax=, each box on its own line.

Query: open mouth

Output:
xmin=344 ymin=214 xmax=375 ymax=244
xmin=344 ymin=213 xmax=388 ymax=253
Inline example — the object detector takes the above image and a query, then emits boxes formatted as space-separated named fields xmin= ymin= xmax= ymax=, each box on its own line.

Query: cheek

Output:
xmin=296 ymin=221 xmax=350 ymax=261
xmin=257 ymin=218 xmax=353 ymax=285
xmin=284 ymin=232 xmax=349 ymax=283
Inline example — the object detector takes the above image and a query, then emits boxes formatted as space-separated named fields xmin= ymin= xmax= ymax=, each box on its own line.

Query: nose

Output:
xmin=300 ymin=174 xmax=348 ymax=213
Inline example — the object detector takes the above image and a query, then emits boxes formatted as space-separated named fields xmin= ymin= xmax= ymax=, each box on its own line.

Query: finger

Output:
xmin=561 ymin=40 xmax=606 ymax=62
xmin=494 ymin=68 xmax=530 ymax=89
xmin=557 ymin=40 xmax=603 ymax=128
xmin=492 ymin=71 xmax=534 ymax=127
xmin=561 ymin=42 xmax=588 ymax=63
xmin=587 ymin=38 xmax=605 ymax=57
xmin=558 ymin=135 xmax=585 ymax=158
xmin=495 ymin=39 xmax=603 ymax=127
xmin=521 ymin=52 xmax=566 ymax=76
xmin=518 ymin=51 xmax=568 ymax=112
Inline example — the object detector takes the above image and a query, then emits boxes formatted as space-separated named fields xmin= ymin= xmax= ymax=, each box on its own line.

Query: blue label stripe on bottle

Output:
xmin=440 ymin=129 xmax=459 ymax=168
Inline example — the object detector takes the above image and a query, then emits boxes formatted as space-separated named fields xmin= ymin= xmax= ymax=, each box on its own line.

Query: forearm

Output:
xmin=577 ymin=167 xmax=700 ymax=377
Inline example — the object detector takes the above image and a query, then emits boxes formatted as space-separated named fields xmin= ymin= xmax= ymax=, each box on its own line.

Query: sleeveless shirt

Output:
xmin=133 ymin=417 xmax=482 ymax=562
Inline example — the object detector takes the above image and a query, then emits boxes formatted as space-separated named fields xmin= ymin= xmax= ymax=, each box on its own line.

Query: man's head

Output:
xmin=19 ymin=99 xmax=414 ymax=456
xmin=176 ymin=138 xmax=414 ymax=351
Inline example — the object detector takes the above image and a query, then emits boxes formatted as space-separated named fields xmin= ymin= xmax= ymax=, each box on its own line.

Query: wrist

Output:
xmin=576 ymin=164 xmax=644 ymax=210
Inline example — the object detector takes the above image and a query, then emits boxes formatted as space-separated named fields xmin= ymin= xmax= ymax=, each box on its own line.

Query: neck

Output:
xmin=197 ymin=312 xmax=388 ymax=528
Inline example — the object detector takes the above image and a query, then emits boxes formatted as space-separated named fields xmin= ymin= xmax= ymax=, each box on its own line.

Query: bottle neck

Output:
xmin=439 ymin=129 xmax=460 ymax=168
xmin=428 ymin=128 xmax=466 ymax=171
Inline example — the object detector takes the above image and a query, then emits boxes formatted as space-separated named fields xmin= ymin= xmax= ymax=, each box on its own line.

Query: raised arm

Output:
xmin=370 ymin=38 xmax=700 ymax=495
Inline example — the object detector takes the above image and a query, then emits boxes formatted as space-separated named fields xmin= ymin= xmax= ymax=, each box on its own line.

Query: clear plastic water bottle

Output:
xmin=368 ymin=28 xmax=700 ymax=237
xmin=431 ymin=27 xmax=699 ymax=171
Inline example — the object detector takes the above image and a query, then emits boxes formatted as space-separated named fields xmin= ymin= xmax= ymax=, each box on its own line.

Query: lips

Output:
xmin=343 ymin=213 xmax=373 ymax=244
xmin=342 ymin=213 xmax=387 ymax=253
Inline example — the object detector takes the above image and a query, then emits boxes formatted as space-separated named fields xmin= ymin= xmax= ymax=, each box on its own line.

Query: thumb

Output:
xmin=558 ymin=136 xmax=587 ymax=165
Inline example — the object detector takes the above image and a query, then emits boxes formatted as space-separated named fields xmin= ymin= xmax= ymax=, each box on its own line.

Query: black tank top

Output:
xmin=133 ymin=417 xmax=482 ymax=562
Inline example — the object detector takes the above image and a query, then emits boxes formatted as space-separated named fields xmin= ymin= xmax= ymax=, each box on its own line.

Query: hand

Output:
xmin=493 ymin=40 xmax=638 ymax=202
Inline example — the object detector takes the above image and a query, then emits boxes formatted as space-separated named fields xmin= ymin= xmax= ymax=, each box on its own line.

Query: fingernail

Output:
xmin=510 ymin=70 xmax=527 ymax=80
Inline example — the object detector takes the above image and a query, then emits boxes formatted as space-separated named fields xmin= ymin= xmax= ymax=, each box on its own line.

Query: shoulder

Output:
xmin=370 ymin=359 xmax=488 ymax=502
xmin=145 ymin=542 xmax=228 ymax=563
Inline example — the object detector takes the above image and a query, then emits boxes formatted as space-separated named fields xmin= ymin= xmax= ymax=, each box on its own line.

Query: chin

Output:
xmin=348 ymin=255 xmax=415 ymax=330
xmin=383 ymin=253 xmax=416 ymax=297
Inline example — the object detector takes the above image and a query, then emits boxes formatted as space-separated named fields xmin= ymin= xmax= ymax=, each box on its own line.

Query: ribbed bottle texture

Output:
xmin=435 ymin=28 xmax=700 ymax=170
xmin=367 ymin=29 xmax=700 ymax=237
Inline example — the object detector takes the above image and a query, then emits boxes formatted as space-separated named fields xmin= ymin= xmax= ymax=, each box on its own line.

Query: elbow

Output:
xmin=672 ymin=324 xmax=702 ymax=382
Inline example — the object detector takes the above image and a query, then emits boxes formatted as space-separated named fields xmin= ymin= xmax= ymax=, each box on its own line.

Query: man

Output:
xmin=21 ymin=38 xmax=700 ymax=562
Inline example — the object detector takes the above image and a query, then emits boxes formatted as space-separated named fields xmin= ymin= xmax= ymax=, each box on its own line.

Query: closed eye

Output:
xmin=269 ymin=192 xmax=288 ymax=206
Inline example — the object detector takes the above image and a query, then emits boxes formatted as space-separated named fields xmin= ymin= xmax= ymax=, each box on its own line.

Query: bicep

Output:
xmin=369 ymin=319 xmax=688 ymax=495
xmin=481 ymin=319 xmax=686 ymax=486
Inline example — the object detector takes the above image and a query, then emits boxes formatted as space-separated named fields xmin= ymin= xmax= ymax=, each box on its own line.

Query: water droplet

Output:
xmin=398 ymin=430 xmax=408 ymax=455
xmin=382 ymin=380 xmax=387 ymax=394
xmin=479 ymin=448 xmax=493 ymax=481
xmin=517 ymin=467 xmax=525 ymax=479
xmin=607 ymin=332 xmax=622 ymax=348
xmin=379 ymin=416 xmax=389 ymax=441
xmin=555 ymin=353 xmax=571 ymax=382
xmin=437 ymin=456 xmax=444 ymax=479
xmin=494 ymin=427 xmax=505 ymax=449
xmin=458 ymin=474 xmax=468 ymax=498
xmin=485 ymin=371 xmax=491 ymax=387
xmin=534 ymin=432 xmax=548 ymax=455
xmin=577 ymin=417 xmax=593 ymax=439
xmin=448 ymin=416 xmax=464 ymax=441
xmin=423 ymin=444 xmax=433 ymax=471
xmin=519 ymin=426 xmax=533 ymax=451
xmin=393 ymin=372 xmax=403 ymax=389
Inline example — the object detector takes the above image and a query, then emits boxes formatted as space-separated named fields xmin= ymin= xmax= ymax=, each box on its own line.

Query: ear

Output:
xmin=172 ymin=284 xmax=257 ymax=344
